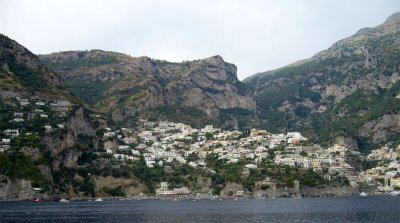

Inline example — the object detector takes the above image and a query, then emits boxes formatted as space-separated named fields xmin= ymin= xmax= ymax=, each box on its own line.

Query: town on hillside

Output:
xmin=2 ymin=95 xmax=400 ymax=198
xmin=94 ymin=119 xmax=400 ymax=197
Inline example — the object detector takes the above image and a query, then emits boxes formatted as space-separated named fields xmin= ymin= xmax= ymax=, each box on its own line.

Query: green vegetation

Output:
xmin=79 ymin=177 xmax=96 ymax=197
xmin=236 ymin=81 xmax=252 ymax=95
xmin=0 ymin=36 xmax=67 ymax=95
xmin=102 ymin=186 xmax=125 ymax=197
xmin=220 ymin=108 xmax=254 ymax=116
xmin=0 ymin=52 xmax=48 ymax=92
xmin=40 ymin=51 xmax=118 ymax=72
xmin=300 ymin=151 xmax=308 ymax=157
xmin=294 ymin=106 xmax=311 ymax=119
xmin=260 ymin=184 xmax=269 ymax=190
xmin=0 ymin=152 xmax=49 ymax=189
xmin=65 ymin=79 xmax=117 ymax=104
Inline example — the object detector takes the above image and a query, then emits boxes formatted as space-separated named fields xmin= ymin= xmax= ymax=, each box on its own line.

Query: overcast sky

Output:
xmin=0 ymin=0 xmax=399 ymax=79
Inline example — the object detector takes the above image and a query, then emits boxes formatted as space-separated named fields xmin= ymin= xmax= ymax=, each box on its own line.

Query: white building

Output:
xmin=245 ymin=164 xmax=257 ymax=169
xmin=156 ymin=182 xmax=190 ymax=196
xmin=4 ymin=129 xmax=19 ymax=137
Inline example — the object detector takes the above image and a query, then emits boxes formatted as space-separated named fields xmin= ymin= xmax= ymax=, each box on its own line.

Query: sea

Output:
xmin=0 ymin=196 xmax=399 ymax=223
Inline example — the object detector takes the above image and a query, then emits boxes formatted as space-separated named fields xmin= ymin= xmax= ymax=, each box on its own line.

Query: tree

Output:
xmin=300 ymin=151 xmax=308 ymax=157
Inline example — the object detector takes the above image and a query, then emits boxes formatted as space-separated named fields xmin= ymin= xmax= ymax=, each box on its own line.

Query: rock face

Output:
xmin=42 ymin=131 xmax=76 ymax=155
xmin=334 ymin=134 xmax=359 ymax=151
xmin=0 ymin=177 xmax=38 ymax=200
xmin=244 ymin=12 xmax=400 ymax=151
xmin=220 ymin=182 xmax=244 ymax=196
xmin=66 ymin=107 xmax=95 ymax=137
xmin=39 ymin=52 xmax=256 ymax=128
xmin=359 ymin=114 xmax=400 ymax=143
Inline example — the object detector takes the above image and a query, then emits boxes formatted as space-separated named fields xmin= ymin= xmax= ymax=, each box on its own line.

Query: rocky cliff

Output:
xmin=244 ymin=12 xmax=400 ymax=152
xmin=39 ymin=51 xmax=256 ymax=129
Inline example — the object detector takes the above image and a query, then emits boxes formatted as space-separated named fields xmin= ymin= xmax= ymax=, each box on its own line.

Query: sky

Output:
xmin=0 ymin=0 xmax=399 ymax=80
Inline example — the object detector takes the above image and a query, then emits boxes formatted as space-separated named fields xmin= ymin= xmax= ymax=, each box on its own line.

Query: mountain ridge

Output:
xmin=244 ymin=11 xmax=400 ymax=152
xmin=39 ymin=50 xmax=256 ymax=129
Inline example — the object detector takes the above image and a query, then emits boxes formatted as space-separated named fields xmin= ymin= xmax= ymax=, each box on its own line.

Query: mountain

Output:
xmin=0 ymin=34 xmax=132 ymax=199
xmin=0 ymin=34 xmax=68 ymax=98
xmin=39 ymin=51 xmax=256 ymax=129
xmin=244 ymin=12 xmax=400 ymax=152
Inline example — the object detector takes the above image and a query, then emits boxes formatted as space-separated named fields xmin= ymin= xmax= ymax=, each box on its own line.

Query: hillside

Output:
xmin=0 ymin=34 xmax=68 ymax=98
xmin=244 ymin=12 xmax=400 ymax=152
xmin=0 ymin=34 xmax=144 ymax=200
xmin=39 ymin=52 xmax=256 ymax=129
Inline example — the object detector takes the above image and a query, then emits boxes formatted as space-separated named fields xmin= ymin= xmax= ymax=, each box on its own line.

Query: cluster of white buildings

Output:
xmin=14 ymin=96 xmax=71 ymax=121
xmin=106 ymin=121 xmax=306 ymax=167
xmin=360 ymin=144 xmax=400 ymax=191
xmin=0 ymin=96 xmax=72 ymax=153
xmin=101 ymin=120 xmax=361 ymax=187
xmin=274 ymin=144 xmax=357 ymax=175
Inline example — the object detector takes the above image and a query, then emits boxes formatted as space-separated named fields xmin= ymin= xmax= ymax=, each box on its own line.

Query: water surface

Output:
xmin=0 ymin=196 xmax=399 ymax=223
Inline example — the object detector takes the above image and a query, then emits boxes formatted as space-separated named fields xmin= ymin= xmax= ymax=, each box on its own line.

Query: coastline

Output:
xmin=0 ymin=191 xmax=395 ymax=202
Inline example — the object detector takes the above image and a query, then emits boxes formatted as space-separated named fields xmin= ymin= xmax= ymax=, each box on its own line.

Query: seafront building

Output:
xmin=156 ymin=182 xmax=190 ymax=196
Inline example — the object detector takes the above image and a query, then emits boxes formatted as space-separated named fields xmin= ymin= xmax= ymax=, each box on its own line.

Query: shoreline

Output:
xmin=0 ymin=192 xmax=396 ymax=202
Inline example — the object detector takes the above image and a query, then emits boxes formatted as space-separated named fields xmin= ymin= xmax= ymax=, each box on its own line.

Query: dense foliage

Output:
xmin=0 ymin=152 xmax=49 ymax=188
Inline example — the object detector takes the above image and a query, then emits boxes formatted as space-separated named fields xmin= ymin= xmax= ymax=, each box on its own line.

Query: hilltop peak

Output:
xmin=202 ymin=55 xmax=226 ymax=64
xmin=384 ymin=11 xmax=400 ymax=24
xmin=0 ymin=33 xmax=63 ymax=91
xmin=207 ymin=55 xmax=224 ymax=61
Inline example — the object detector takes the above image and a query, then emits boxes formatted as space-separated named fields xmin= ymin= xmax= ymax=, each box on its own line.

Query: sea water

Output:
xmin=0 ymin=196 xmax=399 ymax=223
